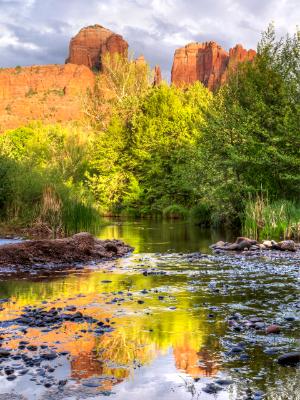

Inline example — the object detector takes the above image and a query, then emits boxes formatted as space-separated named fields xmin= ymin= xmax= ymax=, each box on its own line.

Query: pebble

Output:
xmin=202 ymin=383 xmax=223 ymax=394
xmin=0 ymin=349 xmax=11 ymax=357
xmin=266 ymin=324 xmax=281 ymax=334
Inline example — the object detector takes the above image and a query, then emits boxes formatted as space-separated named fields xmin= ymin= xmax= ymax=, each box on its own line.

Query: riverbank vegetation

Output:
xmin=0 ymin=24 xmax=299 ymax=239
xmin=0 ymin=124 xmax=101 ymax=236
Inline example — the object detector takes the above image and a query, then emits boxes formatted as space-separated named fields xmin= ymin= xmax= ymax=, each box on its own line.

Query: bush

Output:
xmin=163 ymin=204 xmax=188 ymax=220
xmin=190 ymin=204 xmax=211 ymax=226
xmin=0 ymin=123 xmax=101 ymax=236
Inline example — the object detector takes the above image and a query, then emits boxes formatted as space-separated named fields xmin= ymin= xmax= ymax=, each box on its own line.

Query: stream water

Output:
xmin=0 ymin=219 xmax=299 ymax=400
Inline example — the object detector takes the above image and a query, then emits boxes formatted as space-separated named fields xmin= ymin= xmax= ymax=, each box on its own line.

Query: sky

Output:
xmin=0 ymin=0 xmax=299 ymax=78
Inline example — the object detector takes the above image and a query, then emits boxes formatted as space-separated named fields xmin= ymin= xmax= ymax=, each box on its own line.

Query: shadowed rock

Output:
xmin=277 ymin=352 xmax=300 ymax=366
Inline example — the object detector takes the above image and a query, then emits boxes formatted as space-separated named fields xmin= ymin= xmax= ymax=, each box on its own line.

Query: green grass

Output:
xmin=163 ymin=204 xmax=188 ymax=220
xmin=243 ymin=196 xmax=300 ymax=240
xmin=62 ymin=199 xmax=102 ymax=236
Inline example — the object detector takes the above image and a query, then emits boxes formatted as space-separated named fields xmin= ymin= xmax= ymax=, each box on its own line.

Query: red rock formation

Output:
xmin=153 ymin=65 xmax=162 ymax=86
xmin=171 ymin=41 xmax=256 ymax=90
xmin=66 ymin=24 xmax=128 ymax=70
xmin=134 ymin=56 xmax=162 ymax=86
xmin=220 ymin=44 xmax=256 ymax=84
xmin=0 ymin=64 xmax=95 ymax=131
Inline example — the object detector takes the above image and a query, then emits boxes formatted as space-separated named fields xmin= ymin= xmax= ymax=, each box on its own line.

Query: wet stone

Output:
xmin=0 ymin=349 xmax=11 ymax=357
xmin=277 ymin=352 xmax=300 ymax=366
xmin=202 ymin=383 xmax=223 ymax=394
xmin=214 ymin=379 xmax=234 ymax=385
xmin=27 ymin=345 xmax=38 ymax=351
xmin=6 ymin=374 xmax=17 ymax=380
xmin=41 ymin=352 xmax=57 ymax=360
xmin=266 ymin=324 xmax=281 ymax=334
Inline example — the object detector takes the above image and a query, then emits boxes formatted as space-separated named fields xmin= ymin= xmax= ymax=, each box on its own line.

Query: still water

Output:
xmin=0 ymin=219 xmax=299 ymax=400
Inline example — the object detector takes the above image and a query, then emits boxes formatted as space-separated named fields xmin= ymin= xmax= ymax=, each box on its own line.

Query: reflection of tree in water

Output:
xmin=95 ymin=326 xmax=157 ymax=370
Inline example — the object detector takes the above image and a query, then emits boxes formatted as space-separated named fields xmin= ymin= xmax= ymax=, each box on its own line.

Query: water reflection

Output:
xmin=0 ymin=219 xmax=298 ymax=399
xmin=97 ymin=218 xmax=234 ymax=253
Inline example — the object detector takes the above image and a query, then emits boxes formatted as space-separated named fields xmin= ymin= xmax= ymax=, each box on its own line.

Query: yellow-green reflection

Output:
xmin=0 ymin=266 xmax=222 ymax=386
xmin=97 ymin=218 xmax=233 ymax=253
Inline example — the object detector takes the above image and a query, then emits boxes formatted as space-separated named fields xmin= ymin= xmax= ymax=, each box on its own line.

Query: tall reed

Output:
xmin=243 ymin=194 xmax=300 ymax=240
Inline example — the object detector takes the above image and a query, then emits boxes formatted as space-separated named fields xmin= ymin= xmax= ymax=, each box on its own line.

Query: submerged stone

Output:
xmin=277 ymin=352 xmax=300 ymax=366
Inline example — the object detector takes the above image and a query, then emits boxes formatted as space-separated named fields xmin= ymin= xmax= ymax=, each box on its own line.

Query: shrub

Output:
xmin=190 ymin=204 xmax=211 ymax=226
xmin=163 ymin=204 xmax=188 ymax=220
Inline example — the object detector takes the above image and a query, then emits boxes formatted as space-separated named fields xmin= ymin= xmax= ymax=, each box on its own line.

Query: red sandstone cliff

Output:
xmin=171 ymin=41 xmax=256 ymax=90
xmin=0 ymin=23 xmax=254 ymax=132
xmin=0 ymin=64 xmax=95 ymax=131
xmin=66 ymin=24 xmax=128 ymax=70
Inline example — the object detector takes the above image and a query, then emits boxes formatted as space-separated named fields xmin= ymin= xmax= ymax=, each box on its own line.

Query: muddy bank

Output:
xmin=0 ymin=232 xmax=133 ymax=276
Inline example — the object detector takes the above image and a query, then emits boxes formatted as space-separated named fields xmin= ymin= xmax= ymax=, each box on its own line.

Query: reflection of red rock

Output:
xmin=71 ymin=351 xmax=130 ymax=382
xmin=171 ymin=41 xmax=256 ymax=90
xmin=66 ymin=24 xmax=128 ymax=70
xmin=174 ymin=343 xmax=219 ymax=377
xmin=71 ymin=351 xmax=103 ymax=380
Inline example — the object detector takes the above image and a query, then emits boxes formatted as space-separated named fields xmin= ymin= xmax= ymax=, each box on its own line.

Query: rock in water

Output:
xmin=0 ymin=232 xmax=133 ymax=273
xmin=278 ymin=240 xmax=296 ymax=252
xmin=277 ymin=352 xmax=300 ymax=366
xmin=266 ymin=324 xmax=281 ymax=334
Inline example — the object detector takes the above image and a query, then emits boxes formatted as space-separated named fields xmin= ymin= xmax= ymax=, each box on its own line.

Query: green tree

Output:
xmin=200 ymin=24 xmax=300 ymax=225
xmin=88 ymin=83 xmax=212 ymax=215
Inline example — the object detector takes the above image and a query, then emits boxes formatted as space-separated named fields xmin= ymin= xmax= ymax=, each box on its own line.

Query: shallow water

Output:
xmin=0 ymin=219 xmax=299 ymax=400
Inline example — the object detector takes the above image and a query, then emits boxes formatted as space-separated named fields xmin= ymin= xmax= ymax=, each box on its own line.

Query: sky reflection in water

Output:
xmin=0 ymin=220 xmax=298 ymax=399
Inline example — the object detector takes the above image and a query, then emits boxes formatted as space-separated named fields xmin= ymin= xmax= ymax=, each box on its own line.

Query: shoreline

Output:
xmin=0 ymin=232 xmax=133 ymax=278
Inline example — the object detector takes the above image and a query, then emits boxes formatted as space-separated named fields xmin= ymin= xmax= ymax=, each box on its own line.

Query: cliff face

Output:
xmin=0 ymin=64 xmax=95 ymax=131
xmin=0 ymin=23 xmax=254 ymax=131
xmin=66 ymin=24 xmax=128 ymax=70
xmin=171 ymin=42 xmax=256 ymax=90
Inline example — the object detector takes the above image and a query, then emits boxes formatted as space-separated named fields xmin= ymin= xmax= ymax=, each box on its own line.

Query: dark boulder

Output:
xmin=277 ymin=352 xmax=300 ymax=366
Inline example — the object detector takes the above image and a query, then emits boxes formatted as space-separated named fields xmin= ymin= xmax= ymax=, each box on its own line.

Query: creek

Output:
xmin=0 ymin=219 xmax=299 ymax=399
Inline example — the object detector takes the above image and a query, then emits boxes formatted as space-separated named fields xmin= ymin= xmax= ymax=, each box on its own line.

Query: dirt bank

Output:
xmin=0 ymin=232 xmax=133 ymax=276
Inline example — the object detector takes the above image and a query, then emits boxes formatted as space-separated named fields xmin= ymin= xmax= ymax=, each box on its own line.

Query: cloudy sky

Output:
xmin=0 ymin=0 xmax=299 ymax=78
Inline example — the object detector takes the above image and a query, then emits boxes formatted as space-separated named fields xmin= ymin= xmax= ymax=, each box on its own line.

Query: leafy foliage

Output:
xmin=199 ymin=24 xmax=300 ymax=225
xmin=0 ymin=123 xmax=101 ymax=235
xmin=88 ymin=83 xmax=212 ymax=215
xmin=1 ymin=25 xmax=299 ymax=233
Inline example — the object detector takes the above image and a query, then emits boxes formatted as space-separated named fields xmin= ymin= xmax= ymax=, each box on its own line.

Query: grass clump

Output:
xmin=243 ymin=195 xmax=300 ymax=240
xmin=0 ymin=123 xmax=101 ymax=237
xmin=163 ymin=204 xmax=188 ymax=220
xmin=189 ymin=204 xmax=211 ymax=226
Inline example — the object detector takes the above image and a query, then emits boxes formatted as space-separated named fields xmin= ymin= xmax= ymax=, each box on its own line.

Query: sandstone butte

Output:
xmin=0 ymin=23 xmax=255 ymax=132
xmin=66 ymin=24 xmax=128 ymax=70
xmin=171 ymin=41 xmax=256 ymax=90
